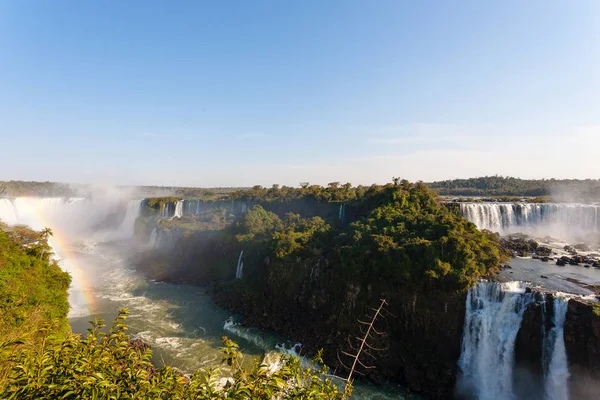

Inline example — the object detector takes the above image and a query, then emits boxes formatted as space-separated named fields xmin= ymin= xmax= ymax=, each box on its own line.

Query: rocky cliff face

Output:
xmin=212 ymin=278 xmax=467 ymax=399
xmin=514 ymin=293 xmax=600 ymax=399
xmin=564 ymin=298 xmax=600 ymax=399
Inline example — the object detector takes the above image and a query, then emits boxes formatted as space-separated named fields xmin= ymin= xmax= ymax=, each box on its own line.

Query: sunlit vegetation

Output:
xmin=0 ymin=223 xmax=345 ymax=399
xmin=0 ymin=311 xmax=345 ymax=399
xmin=0 ymin=223 xmax=71 ymax=339
xmin=226 ymin=180 xmax=506 ymax=292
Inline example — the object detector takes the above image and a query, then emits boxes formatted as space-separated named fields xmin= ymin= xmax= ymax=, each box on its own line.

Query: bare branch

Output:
xmin=345 ymin=298 xmax=387 ymax=387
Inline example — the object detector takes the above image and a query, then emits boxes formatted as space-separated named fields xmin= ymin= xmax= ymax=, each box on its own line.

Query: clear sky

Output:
xmin=1 ymin=1 xmax=599 ymax=187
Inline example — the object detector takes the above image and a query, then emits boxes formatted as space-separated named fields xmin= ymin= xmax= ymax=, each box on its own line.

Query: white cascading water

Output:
xmin=173 ymin=200 xmax=184 ymax=219
xmin=0 ymin=199 xmax=18 ymax=225
xmin=235 ymin=250 xmax=244 ymax=279
xmin=338 ymin=203 xmax=344 ymax=220
xmin=458 ymin=281 xmax=534 ymax=400
xmin=118 ymin=200 xmax=143 ymax=238
xmin=149 ymin=228 xmax=157 ymax=247
xmin=459 ymin=202 xmax=600 ymax=236
xmin=161 ymin=203 xmax=169 ymax=218
xmin=544 ymin=296 xmax=570 ymax=400
xmin=459 ymin=282 xmax=574 ymax=400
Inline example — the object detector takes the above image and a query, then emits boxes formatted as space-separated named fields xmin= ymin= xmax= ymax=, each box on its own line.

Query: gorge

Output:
xmin=1 ymin=187 xmax=600 ymax=399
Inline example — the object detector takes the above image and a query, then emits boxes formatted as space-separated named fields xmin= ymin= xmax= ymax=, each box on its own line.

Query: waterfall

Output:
xmin=458 ymin=202 xmax=600 ymax=237
xmin=0 ymin=199 xmax=18 ymax=225
xmin=544 ymin=296 xmax=570 ymax=400
xmin=172 ymin=200 xmax=184 ymax=219
xmin=241 ymin=202 xmax=247 ymax=214
xmin=458 ymin=282 xmax=575 ymax=400
xmin=457 ymin=281 xmax=534 ymax=400
xmin=338 ymin=203 xmax=345 ymax=220
xmin=149 ymin=228 xmax=157 ymax=247
xmin=0 ymin=197 xmax=124 ymax=236
xmin=235 ymin=250 xmax=244 ymax=279
xmin=118 ymin=200 xmax=142 ymax=238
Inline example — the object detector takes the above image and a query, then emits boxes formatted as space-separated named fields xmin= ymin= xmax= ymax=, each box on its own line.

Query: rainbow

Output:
xmin=47 ymin=232 xmax=97 ymax=318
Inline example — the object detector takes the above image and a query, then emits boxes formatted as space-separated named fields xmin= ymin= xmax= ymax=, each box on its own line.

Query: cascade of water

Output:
xmin=196 ymin=200 xmax=200 ymax=215
xmin=0 ymin=199 xmax=18 ymax=225
xmin=173 ymin=200 xmax=184 ymax=219
xmin=149 ymin=228 xmax=157 ymax=247
xmin=459 ymin=203 xmax=600 ymax=236
xmin=241 ymin=202 xmax=247 ymax=214
xmin=544 ymin=296 xmax=570 ymax=400
xmin=118 ymin=200 xmax=143 ymax=238
xmin=338 ymin=204 xmax=344 ymax=220
xmin=457 ymin=281 xmax=534 ymax=400
xmin=235 ymin=250 xmax=244 ymax=279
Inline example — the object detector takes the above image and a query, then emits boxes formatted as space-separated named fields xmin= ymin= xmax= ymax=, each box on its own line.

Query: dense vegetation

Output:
xmin=0 ymin=223 xmax=71 ymax=339
xmin=136 ymin=180 xmax=508 ymax=396
xmin=428 ymin=176 xmax=600 ymax=201
xmin=1 ymin=310 xmax=345 ymax=399
xmin=0 ymin=223 xmax=345 ymax=399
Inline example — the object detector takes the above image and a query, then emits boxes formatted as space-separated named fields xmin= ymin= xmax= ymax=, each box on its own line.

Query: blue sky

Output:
xmin=1 ymin=1 xmax=599 ymax=187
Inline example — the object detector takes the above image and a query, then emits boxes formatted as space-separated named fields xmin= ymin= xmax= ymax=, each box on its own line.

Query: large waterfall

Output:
xmin=0 ymin=197 xmax=140 ymax=236
xmin=118 ymin=200 xmax=143 ymax=238
xmin=458 ymin=281 xmax=534 ymax=399
xmin=459 ymin=202 xmax=600 ymax=237
xmin=458 ymin=281 xmax=572 ymax=400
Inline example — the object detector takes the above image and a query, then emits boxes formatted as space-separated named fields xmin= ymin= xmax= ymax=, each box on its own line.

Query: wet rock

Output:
xmin=556 ymin=259 xmax=567 ymax=266
xmin=574 ymin=243 xmax=591 ymax=252
xmin=536 ymin=246 xmax=552 ymax=256
xmin=564 ymin=299 xmax=600 ymax=396
xmin=541 ymin=275 xmax=549 ymax=279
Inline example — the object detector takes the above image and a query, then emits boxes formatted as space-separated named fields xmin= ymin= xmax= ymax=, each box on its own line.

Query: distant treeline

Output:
xmin=0 ymin=180 xmax=245 ymax=200
xmin=427 ymin=176 xmax=600 ymax=201
xmin=4 ymin=176 xmax=600 ymax=202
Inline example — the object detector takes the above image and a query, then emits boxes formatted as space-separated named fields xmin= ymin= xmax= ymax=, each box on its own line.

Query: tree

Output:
xmin=40 ymin=227 xmax=53 ymax=241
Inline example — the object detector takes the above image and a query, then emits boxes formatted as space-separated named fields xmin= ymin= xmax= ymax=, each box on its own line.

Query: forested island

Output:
xmin=133 ymin=180 xmax=508 ymax=397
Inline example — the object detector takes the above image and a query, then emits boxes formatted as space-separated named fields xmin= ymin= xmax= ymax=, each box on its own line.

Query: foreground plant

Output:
xmin=0 ymin=309 xmax=346 ymax=399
